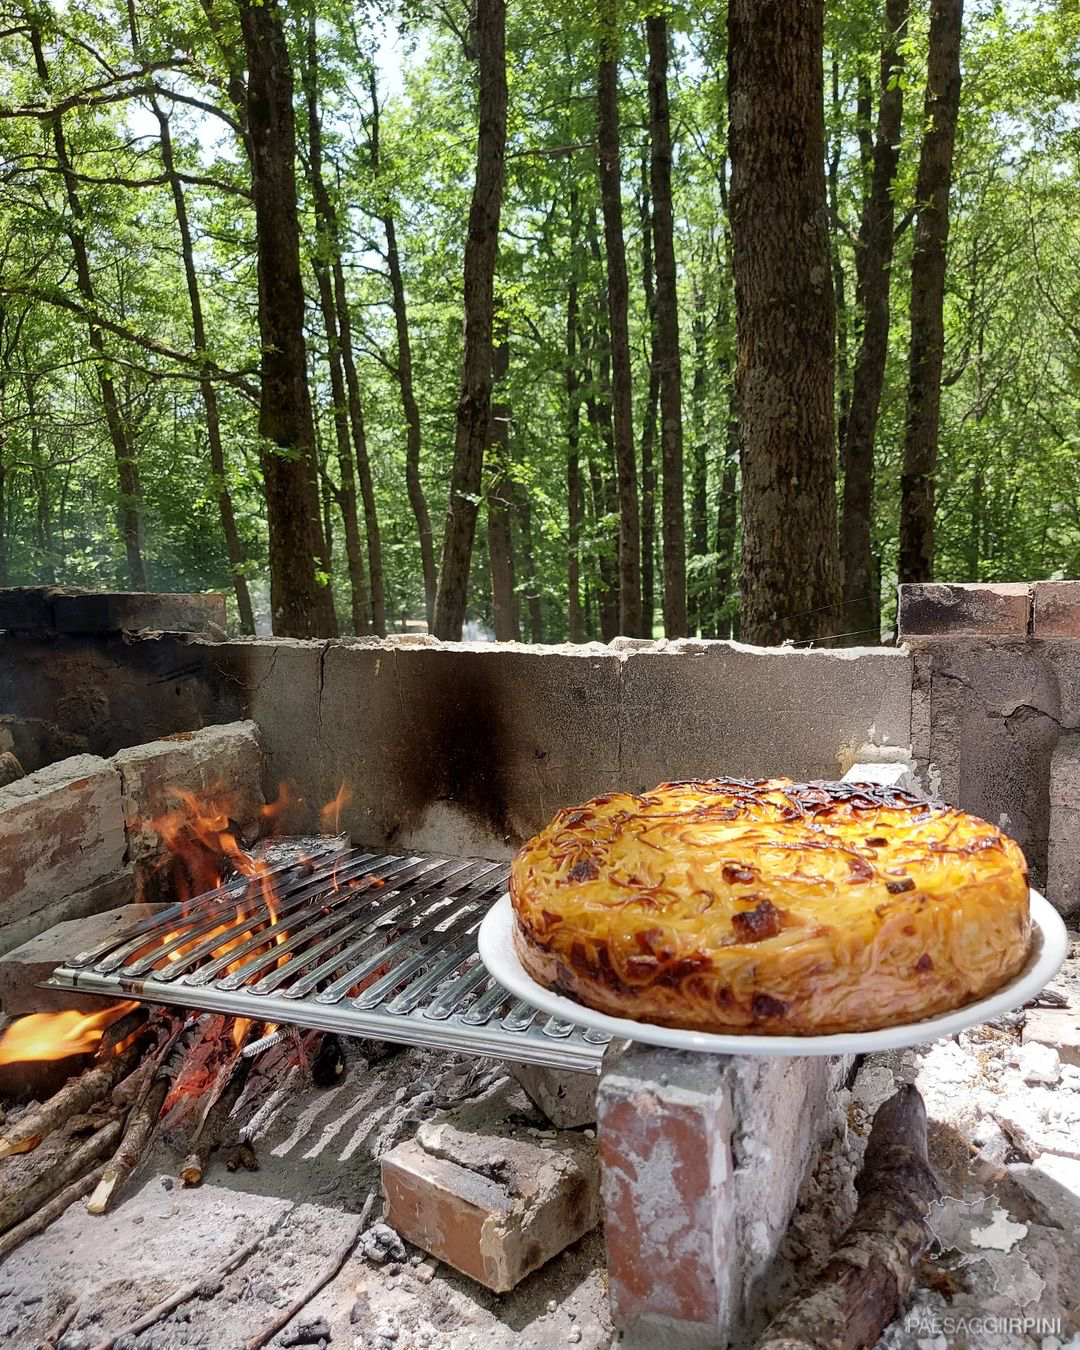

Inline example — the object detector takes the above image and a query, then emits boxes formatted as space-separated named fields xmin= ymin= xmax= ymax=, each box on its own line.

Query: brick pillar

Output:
xmin=598 ymin=1046 xmax=845 ymax=1348
xmin=1047 ymin=731 xmax=1080 ymax=918
xmin=598 ymin=1047 xmax=735 ymax=1348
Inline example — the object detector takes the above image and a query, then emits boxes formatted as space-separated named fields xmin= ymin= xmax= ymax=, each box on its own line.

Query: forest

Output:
xmin=0 ymin=0 xmax=1077 ymax=645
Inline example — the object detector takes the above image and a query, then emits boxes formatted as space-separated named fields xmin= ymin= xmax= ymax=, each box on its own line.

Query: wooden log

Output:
xmin=0 ymin=1036 xmax=144 ymax=1158
xmin=36 ymin=1296 xmax=80 ymax=1350
xmin=0 ymin=1118 xmax=121 ymax=1234
xmin=0 ymin=1163 xmax=107 ymax=1260
xmin=754 ymin=1084 xmax=940 ymax=1350
xmin=179 ymin=1053 xmax=254 ymax=1186
xmin=86 ymin=1076 xmax=168 ymax=1216
xmin=243 ymin=1191 xmax=376 ymax=1350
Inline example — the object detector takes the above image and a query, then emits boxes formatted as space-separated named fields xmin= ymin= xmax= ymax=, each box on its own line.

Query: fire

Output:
xmin=319 ymin=781 xmax=352 ymax=836
xmin=0 ymin=1001 xmax=136 ymax=1065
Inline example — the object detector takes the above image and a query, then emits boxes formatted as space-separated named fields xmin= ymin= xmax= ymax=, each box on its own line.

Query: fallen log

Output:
xmin=754 ymin=1084 xmax=940 ymax=1350
xmin=243 ymin=1191 xmax=376 ymax=1350
xmin=180 ymin=1052 xmax=254 ymax=1186
xmin=0 ymin=1163 xmax=107 ymax=1260
xmin=0 ymin=1118 xmax=122 ymax=1234
xmin=0 ymin=1017 xmax=147 ymax=1158
xmin=37 ymin=1296 xmax=80 ymax=1350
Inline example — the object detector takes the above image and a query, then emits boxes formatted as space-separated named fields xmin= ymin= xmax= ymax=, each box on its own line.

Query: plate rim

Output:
xmin=477 ymin=889 xmax=1068 ymax=1057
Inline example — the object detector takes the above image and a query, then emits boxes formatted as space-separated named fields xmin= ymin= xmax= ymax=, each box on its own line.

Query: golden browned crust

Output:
xmin=509 ymin=779 xmax=1032 ymax=1035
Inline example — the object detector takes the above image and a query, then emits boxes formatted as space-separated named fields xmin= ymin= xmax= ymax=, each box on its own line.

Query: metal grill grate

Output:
xmin=46 ymin=848 xmax=610 ymax=1071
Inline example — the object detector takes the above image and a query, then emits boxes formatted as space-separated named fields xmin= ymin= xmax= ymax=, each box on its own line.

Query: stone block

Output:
xmin=0 ymin=866 xmax=136 ymax=958
xmin=598 ymin=1046 xmax=843 ymax=1349
xmin=1023 ymin=1008 xmax=1080 ymax=1068
xmin=52 ymin=590 xmax=226 ymax=636
xmin=0 ymin=587 xmax=55 ymax=632
xmin=0 ymin=902 xmax=164 ymax=1014
xmin=503 ymin=1061 xmax=598 ymax=1128
xmin=1047 ymin=732 xmax=1080 ymax=918
xmin=617 ymin=643 xmax=913 ymax=788
xmin=841 ymin=758 xmax=922 ymax=795
xmin=319 ymin=641 xmax=622 ymax=857
xmin=111 ymin=721 xmax=264 ymax=860
xmin=1032 ymin=581 xmax=1080 ymax=638
xmin=897 ymin=582 xmax=1032 ymax=637
xmin=0 ymin=755 xmax=126 ymax=932
xmin=380 ymin=1083 xmax=600 ymax=1292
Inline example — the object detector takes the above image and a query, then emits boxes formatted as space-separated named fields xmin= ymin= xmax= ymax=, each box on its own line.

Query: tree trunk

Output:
xmin=515 ymin=483 xmax=543 ymax=642
xmin=829 ymin=58 xmax=850 ymax=446
xmin=140 ymin=59 xmax=254 ymax=631
xmin=647 ymin=14 xmax=686 ymax=640
xmin=368 ymin=73 xmax=431 ymax=629
xmin=728 ymin=0 xmax=842 ymax=645
xmin=583 ymin=317 xmax=620 ymax=642
xmin=30 ymin=27 xmax=146 ymax=589
xmin=300 ymin=15 xmax=373 ymax=636
xmin=840 ymin=0 xmax=909 ymax=643
xmin=638 ymin=157 xmax=658 ymax=639
xmin=487 ymin=333 xmax=518 ymax=640
xmin=432 ymin=0 xmax=507 ymax=640
xmin=596 ymin=11 xmax=642 ymax=638
xmin=689 ymin=286 xmax=709 ymax=635
xmin=898 ymin=0 xmax=964 ymax=584
xmin=566 ymin=191 xmax=584 ymax=644
xmin=237 ymin=0 xmax=336 ymax=637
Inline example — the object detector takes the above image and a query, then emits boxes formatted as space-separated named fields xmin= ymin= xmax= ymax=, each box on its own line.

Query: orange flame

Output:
xmin=0 ymin=1002 xmax=136 ymax=1066
xmin=319 ymin=781 xmax=352 ymax=836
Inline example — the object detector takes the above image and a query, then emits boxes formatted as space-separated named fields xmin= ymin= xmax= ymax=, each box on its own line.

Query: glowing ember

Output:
xmin=0 ymin=1001 xmax=136 ymax=1065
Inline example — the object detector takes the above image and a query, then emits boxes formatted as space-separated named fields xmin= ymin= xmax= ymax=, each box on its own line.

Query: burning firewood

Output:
xmin=0 ymin=1117 xmax=122 ymax=1236
xmin=179 ymin=1050 xmax=255 ymax=1186
xmin=86 ymin=1016 xmax=198 ymax=1216
xmin=0 ymin=1010 xmax=148 ymax=1158
xmin=753 ymin=1084 xmax=940 ymax=1350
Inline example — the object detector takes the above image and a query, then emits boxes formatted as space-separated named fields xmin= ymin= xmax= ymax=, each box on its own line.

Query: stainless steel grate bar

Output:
xmin=46 ymin=848 xmax=610 ymax=1072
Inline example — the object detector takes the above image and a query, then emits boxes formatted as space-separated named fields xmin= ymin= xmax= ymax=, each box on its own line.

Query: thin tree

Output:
xmin=233 ymin=0 xmax=336 ymax=636
xmin=596 ymin=2 xmax=642 ymax=637
xmin=898 ymin=0 xmax=965 ymax=584
xmin=487 ymin=327 xmax=519 ymax=639
xmin=432 ymin=0 xmax=508 ymax=640
xmin=301 ymin=10 xmax=381 ymax=635
xmin=839 ymin=0 xmax=909 ymax=643
xmin=566 ymin=188 xmax=585 ymax=643
xmin=638 ymin=154 xmax=659 ymax=635
xmin=727 ymin=0 xmax=842 ymax=645
xmin=368 ymin=71 xmax=436 ymax=628
xmin=29 ymin=26 xmax=146 ymax=589
xmin=646 ymin=12 xmax=687 ymax=639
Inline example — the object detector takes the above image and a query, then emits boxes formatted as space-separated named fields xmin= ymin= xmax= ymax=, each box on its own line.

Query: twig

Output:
xmin=243 ymin=1191 xmax=376 ymax=1350
xmin=179 ymin=1054 xmax=254 ymax=1186
xmin=0 ymin=1032 xmax=145 ymax=1158
xmin=87 ymin=1209 xmax=292 ymax=1350
xmin=36 ymin=1295 xmax=79 ymax=1349
xmin=0 ymin=1119 xmax=121 ymax=1234
xmin=754 ymin=1085 xmax=940 ymax=1350
xmin=0 ymin=1163 xmax=107 ymax=1260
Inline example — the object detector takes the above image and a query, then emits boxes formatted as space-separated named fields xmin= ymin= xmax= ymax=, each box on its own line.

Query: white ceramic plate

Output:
xmin=477 ymin=890 xmax=1068 ymax=1057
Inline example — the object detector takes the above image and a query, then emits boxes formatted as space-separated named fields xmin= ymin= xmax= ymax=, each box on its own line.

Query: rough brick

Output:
xmin=111 ymin=721 xmax=264 ymax=860
xmin=0 ymin=755 xmax=125 ymax=935
xmin=380 ymin=1083 xmax=600 ymax=1292
xmin=0 ymin=587 xmax=55 ymax=632
xmin=503 ymin=1061 xmax=598 ymax=1128
xmin=1023 ymin=1008 xmax=1080 ymax=1068
xmin=598 ymin=1046 xmax=844 ymax=1348
xmin=897 ymin=582 xmax=1031 ymax=637
xmin=0 ymin=902 xmax=164 ymax=1015
xmin=0 ymin=866 xmax=136 ymax=959
xmin=1032 ymin=581 xmax=1080 ymax=638
xmin=1047 ymin=732 xmax=1080 ymax=918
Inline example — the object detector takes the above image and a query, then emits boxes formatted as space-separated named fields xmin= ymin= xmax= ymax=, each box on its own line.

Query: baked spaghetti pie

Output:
xmin=510 ymin=779 xmax=1031 ymax=1035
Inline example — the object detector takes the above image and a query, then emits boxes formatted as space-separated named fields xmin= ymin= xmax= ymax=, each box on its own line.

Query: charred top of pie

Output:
xmin=509 ymin=778 xmax=1032 ymax=1035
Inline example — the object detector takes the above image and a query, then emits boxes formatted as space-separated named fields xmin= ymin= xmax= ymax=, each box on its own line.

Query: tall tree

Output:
xmin=647 ymin=13 xmax=687 ymax=640
xmin=728 ymin=0 xmax=842 ymax=644
xmin=29 ymin=25 xmax=147 ymax=589
xmin=596 ymin=3 xmax=642 ymax=638
xmin=487 ymin=327 xmax=518 ymax=639
xmin=899 ymin=0 xmax=965 ymax=584
xmin=566 ymin=188 xmax=585 ymax=644
xmin=234 ymin=0 xmax=336 ymax=636
xmin=638 ymin=155 xmax=659 ymax=635
xmin=840 ymin=0 xmax=910 ymax=640
xmin=432 ymin=0 xmax=508 ymax=640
